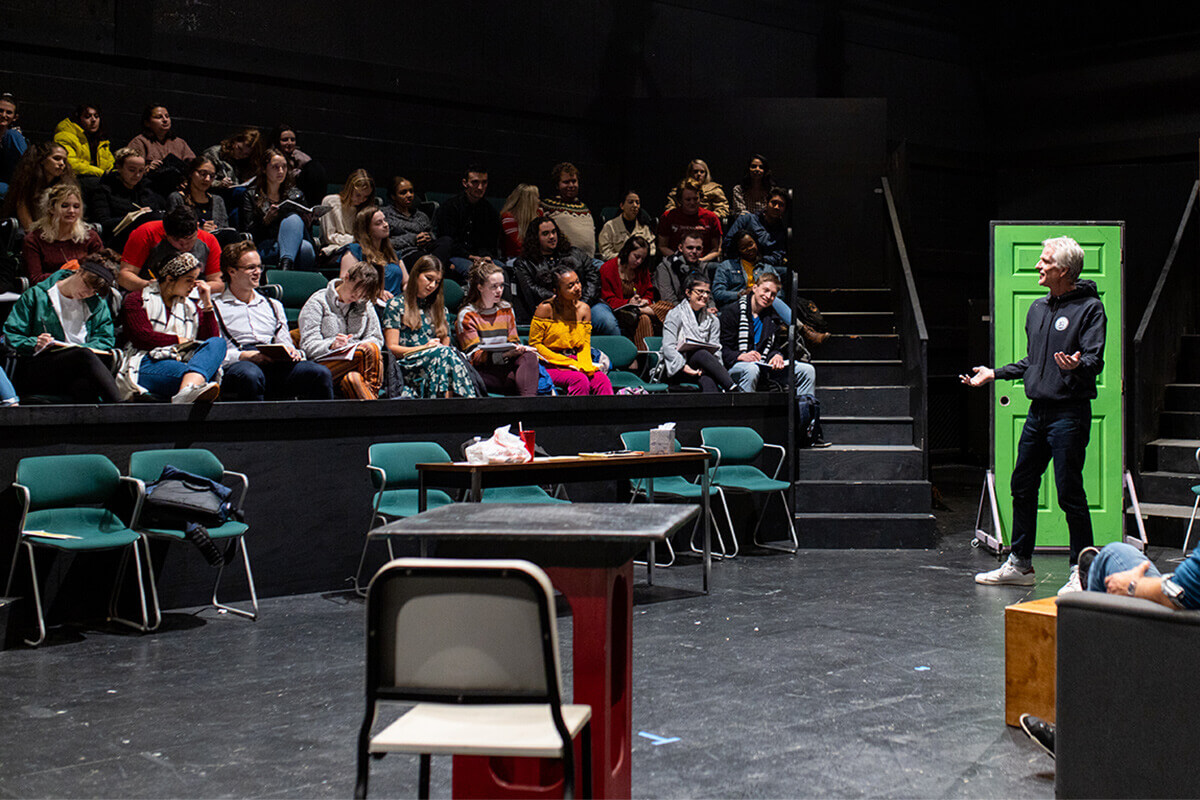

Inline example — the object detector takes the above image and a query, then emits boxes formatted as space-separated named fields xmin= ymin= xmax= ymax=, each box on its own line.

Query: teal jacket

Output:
xmin=3 ymin=269 xmax=116 ymax=355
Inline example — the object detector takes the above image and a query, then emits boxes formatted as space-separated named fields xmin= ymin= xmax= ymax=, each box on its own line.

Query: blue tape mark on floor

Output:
xmin=914 ymin=665 xmax=931 ymax=671
xmin=638 ymin=731 xmax=681 ymax=746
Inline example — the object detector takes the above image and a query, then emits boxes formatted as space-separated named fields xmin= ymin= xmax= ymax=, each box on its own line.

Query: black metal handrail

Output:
xmin=880 ymin=176 xmax=929 ymax=479
xmin=1132 ymin=180 xmax=1199 ymax=473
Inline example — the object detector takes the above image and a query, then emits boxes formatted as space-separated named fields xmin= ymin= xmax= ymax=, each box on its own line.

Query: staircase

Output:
xmin=793 ymin=287 xmax=936 ymax=547
xmin=1131 ymin=333 xmax=1200 ymax=547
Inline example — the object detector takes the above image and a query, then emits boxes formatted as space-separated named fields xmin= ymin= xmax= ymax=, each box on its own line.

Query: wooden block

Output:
xmin=1004 ymin=596 xmax=1058 ymax=727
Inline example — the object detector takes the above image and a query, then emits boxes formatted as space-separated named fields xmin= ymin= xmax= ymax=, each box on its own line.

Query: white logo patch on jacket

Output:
xmin=1054 ymin=316 xmax=1069 ymax=331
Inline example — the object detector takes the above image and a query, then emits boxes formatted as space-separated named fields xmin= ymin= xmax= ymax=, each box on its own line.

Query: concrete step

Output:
xmin=1146 ymin=439 xmax=1200 ymax=473
xmin=1136 ymin=471 xmax=1200 ymax=505
xmin=797 ymin=287 xmax=892 ymax=312
xmin=815 ymin=334 xmax=899 ymax=360
xmin=1159 ymin=412 xmax=1200 ymax=439
xmin=822 ymin=311 xmax=896 ymax=335
xmin=793 ymin=479 xmax=930 ymax=514
xmin=795 ymin=512 xmax=937 ymax=548
xmin=812 ymin=359 xmax=904 ymax=385
xmin=822 ymin=416 xmax=913 ymax=446
xmin=794 ymin=444 xmax=924 ymax=481
xmin=1125 ymin=503 xmax=1197 ymax=550
xmin=820 ymin=386 xmax=910 ymax=416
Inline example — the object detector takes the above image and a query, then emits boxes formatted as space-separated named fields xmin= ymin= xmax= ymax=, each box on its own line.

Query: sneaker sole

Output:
xmin=974 ymin=573 xmax=1035 ymax=586
xmin=195 ymin=383 xmax=220 ymax=403
xmin=1019 ymin=714 xmax=1055 ymax=760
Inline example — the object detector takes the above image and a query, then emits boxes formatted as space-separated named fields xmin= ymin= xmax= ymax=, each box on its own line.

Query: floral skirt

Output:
xmin=392 ymin=344 xmax=478 ymax=398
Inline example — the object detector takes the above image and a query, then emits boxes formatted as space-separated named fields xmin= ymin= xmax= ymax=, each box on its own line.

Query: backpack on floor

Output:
xmin=796 ymin=393 xmax=824 ymax=448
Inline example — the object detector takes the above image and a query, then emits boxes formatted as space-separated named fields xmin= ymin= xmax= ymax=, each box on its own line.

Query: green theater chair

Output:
xmin=700 ymin=426 xmax=798 ymax=555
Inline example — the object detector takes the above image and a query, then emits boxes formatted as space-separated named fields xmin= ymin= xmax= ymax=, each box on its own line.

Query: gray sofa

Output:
xmin=1056 ymin=591 xmax=1200 ymax=798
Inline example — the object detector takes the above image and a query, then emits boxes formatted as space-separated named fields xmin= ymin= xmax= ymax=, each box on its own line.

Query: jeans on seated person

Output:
xmin=448 ymin=257 xmax=473 ymax=280
xmin=590 ymin=302 xmax=620 ymax=336
xmin=0 ymin=365 xmax=17 ymax=405
xmin=137 ymin=337 xmax=227 ymax=398
xmin=1086 ymin=542 xmax=1162 ymax=593
xmin=261 ymin=214 xmax=316 ymax=268
xmin=772 ymin=297 xmax=792 ymax=325
xmin=222 ymin=358 xmax=334 ymax=401
xmin=729 ymin=359 xmax=816 ymax=394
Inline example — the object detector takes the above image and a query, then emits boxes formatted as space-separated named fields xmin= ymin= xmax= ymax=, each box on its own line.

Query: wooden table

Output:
xmin=1005 ymin=596 xmax=1058 ymax=727
xmin=417 ymin=450 xmax=714 ymax=593
xmin=370 ymin=502 xmax=698 ymax=800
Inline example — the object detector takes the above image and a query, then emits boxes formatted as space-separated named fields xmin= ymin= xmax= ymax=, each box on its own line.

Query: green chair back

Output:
xmin=442 ymin=279 xmax=465 ymax=314
xmin=266 ymin=270 xmax=328 ymax=310
xmin=592 ymin=335 xmax=638 ymax=370
xmin=368 ymin=442 xmax=451 ymax=490
xmin=643 ymin=336 xmax=663 ymax=353
xmin=701 ymin=427 xmax=764 ymax=465
xmin=17 ymin=454 xmax=121 ymax=510
xmin=129 ymin=449 xmax=225 ymax=482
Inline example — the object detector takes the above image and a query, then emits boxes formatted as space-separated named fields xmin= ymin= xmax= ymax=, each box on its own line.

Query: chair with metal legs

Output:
xmin=700 ymin=426 xmax=798 ymax=554
xmin=128 ymin=449 xmax=259 ymax=620
xmin=353 ymin=442 xmax=456 ymax=595
xmin=6 ymin=454 xmax=159 ymax=646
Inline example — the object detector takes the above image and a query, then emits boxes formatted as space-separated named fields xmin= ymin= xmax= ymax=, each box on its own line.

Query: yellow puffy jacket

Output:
xmin=53 ymin=118 xmax=113 ymax=177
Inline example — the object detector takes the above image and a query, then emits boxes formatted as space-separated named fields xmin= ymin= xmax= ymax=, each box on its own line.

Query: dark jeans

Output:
xmin=1010 ymin=399 xmax=1094 ymax=565
xmin=667 ymin=349 xmax=734 ymax=393
xmin=14 ymin=347 xmax=122 ymax=403
xmin=222 ymin=358 xmax=334 ymax=401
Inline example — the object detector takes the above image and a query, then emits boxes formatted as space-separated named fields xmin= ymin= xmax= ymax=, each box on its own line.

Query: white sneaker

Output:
xmin=1057 ymin=565 xmax=1082 ymax=595
xmin=975 ymin=559 xmax=1035 ymax=586
xmin=172 ymin=381 xmax=220 ymax=404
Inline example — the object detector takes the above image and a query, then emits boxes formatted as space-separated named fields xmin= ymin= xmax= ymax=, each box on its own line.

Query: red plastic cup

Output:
xmin=520 ymin=429 xmax=536 ymax=458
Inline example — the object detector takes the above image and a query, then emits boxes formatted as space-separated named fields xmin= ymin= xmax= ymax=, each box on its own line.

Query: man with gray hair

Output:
xmin=962 ymin=236 xmax=1106 ymax=594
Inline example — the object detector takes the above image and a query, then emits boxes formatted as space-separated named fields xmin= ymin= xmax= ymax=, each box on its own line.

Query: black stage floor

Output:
xmin=0 ymin=466 xmax=1150 ymax=798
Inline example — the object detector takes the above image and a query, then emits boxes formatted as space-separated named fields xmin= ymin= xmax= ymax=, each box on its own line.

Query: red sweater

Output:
xmin=122 ymin=289 xmax=219 ymax=350
xmin=600 ymin=257 xmax=655 ymax=308
xmin=21 ymin=229 xmax=102 ymax=285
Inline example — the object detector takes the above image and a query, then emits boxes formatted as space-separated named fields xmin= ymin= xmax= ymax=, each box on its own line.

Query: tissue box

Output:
xmin=649 ymin=428 xmax=675 ymax=455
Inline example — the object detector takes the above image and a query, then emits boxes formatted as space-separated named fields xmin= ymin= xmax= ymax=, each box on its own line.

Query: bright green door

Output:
xmin=991 ymin=223 xmax=1124 ymax=550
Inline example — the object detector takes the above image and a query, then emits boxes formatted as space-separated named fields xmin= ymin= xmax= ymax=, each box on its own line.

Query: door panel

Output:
xmin=991 ymin=223 xmax=1124 ymax=550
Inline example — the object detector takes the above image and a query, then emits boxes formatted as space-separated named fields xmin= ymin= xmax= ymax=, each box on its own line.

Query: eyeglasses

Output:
xmin=690 ymin=289 xmax=711 ymax=297
xmin=195 ymin=170 xmax=215 ymax=178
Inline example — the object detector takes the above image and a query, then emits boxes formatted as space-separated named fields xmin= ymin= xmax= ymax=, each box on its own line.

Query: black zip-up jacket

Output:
xmin=995 ymin=279 xmax=1106 ymax=401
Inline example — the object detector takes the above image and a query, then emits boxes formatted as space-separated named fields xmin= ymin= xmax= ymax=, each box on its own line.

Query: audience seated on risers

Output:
xmin=456 ymin=260 xmax=539 ymax=397
xmin=120 ymin=205 xmax=223 ymax=293
xmin=297 ymin=260 xmax=383 ymax=400
xmin=0 ymin=92 xmax=28 ymax=196
xmin=202 ymin=128 xmax=261 ymax=188
xmin=239 ymin=148 xmax=318 ymax=270
xmin=270 ymin=124 xmax=326 ymax=206
xmin=723 ymin=186 xmax=788 ymax=267
xmin=499 ymin=183 xmax=541 ymax=260
xmin=663 ymin=159 xmax=729 ymax=220
xmin=320 ymin=168 xmax=375 ymax=258
xmin=530 ymin=265 xmax=613 ymax=396
xmin=432 ymin=163 xmax=501 ymax=280
xmin=0 ymin=363 xmax=16 ymax=406
xmin=167 ymin=156 xmax=230 ymax=234
xmin=730 ymin=154 xmax=774 ymax=218
xmin=713 ymin=231 xmax=792 ymax=324
xmin=21 ymin=183 xmax=102 ymax=285
xmin=88 ymin=147 xmax=164 ymax=248
xmin=117 ymin=251 xmax=225 ymax=404
xmin=657 ymin=179 xmax=722 ymax=262
xmin=212 ymin=240 xmax=333 ymax=401
xmin=126 ymin=104 xmax=195 ymax=169
xmin=600 ymin=234 xmax=667 ymax=350
xmin=3 ymin=141 xmax=77 ymax=232
xmin=512 ymin=217 xmax=617 ymax=335
xmin=380 ymin=176 xmax=435 ymax=269
xmin=541 ymin=161 xmax=598 ymax=260
xmin=53 ymin=104 xmax=112 ymax=180
xmin=654 ymin=231 xmax=709 ymax=306
xmin=383 ymin=255 xmax=478 ymax=399
xmin=718 ymin=269 xmax=815 ymax=396
xmin=651 ymin=272 xmax=737 ymax=393
xmin=598 ymin=189 xmax=655 ymax=260
xmin=3 ymin=250 xmax=123 ymax=403
xmin=340 ymin=205 xmax=405 ymax=298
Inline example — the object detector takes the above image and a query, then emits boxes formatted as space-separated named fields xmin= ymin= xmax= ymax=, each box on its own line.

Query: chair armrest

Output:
xmin=257 ymin=284 xmax=282 ymax=301
xmin=699 ymin=444 xmax=721 ymax=471
xmin=763 ymin=442 xmax=787 ymax=480
xmin=223 ymin=470 xmax=250 ymax=512
xmin=367 ymin=465 xmax=387 ymax=515
xmin=119 ymin=476 xmax=147 ymax=529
